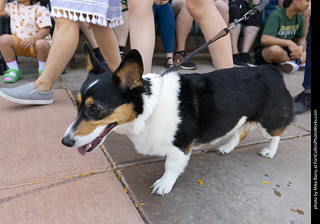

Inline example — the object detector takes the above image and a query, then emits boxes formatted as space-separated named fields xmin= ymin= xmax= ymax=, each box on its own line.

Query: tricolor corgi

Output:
xmin=62 ymin=43 xmax=293 ymax=196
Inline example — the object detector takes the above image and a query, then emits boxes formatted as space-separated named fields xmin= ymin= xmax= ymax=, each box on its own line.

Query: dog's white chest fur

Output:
xmin=115 ymin=73 xmax=182 ymax=157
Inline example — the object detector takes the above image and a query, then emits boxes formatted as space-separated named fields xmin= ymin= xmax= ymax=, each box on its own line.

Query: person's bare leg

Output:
xmin=0 ymin=34 xmax=16 ymax=62
xmin=127 ymin=0 xmax=155 ymax=74
xmin=34 ymin=17 xmax=79 ymax=92
xmin=229 ymin=24 xmax=240 ymax=54
xmin=186 ymin=0 xmax=233 ymax=69
xmin=215 ymin=0 xmax=229 ymax=25
xmin=114 ymin=4 xmax=129 ymax=48
xmin=34 ymin=39 xmax=50 ymax=62
xmin=172 ymin=0 xmax=193 ymax=52
xmin=80 ymin=22 xmax=99 ymax=49
xmin=90 ymin=24 xmax=121 ymax=72
xmin=262 ymin=45 xmax=291 ymax=63
xmin=241 ymin=26 xmax=260 ymax=53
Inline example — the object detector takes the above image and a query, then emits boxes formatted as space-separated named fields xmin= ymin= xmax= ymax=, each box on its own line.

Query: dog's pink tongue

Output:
xmin=78 ymin=146 xmax=87 ymax=156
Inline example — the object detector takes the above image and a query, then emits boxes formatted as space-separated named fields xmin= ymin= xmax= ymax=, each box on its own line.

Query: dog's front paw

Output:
xmin=259 ymin=147 xmax=276 ymax=158
xmin=151 ymin=176 xmax=176 ymax=196
xmin=218 ymin=144 xmax=234 ymax=155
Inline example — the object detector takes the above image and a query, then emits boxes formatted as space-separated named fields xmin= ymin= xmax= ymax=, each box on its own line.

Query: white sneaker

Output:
xmin=278 ymin=60 xmax=299 ymax=74
xmin=299 ymin=62 xmax=306 ymax=69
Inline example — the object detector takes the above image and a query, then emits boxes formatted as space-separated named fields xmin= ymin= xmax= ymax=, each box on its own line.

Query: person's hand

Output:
xmin=252 ymin=0 xmax=260 ymax=5
xmin=21 ymin=37 xmax=35 ymax=49
xmin=288 ymin=40 xmax=301 ymax=60
xmin=154 ymin=0 xmax=169 ymax=5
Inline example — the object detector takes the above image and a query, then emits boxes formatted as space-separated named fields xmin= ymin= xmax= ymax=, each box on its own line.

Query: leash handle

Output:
xmin=159 ymin=0 xmax=270 ymax=77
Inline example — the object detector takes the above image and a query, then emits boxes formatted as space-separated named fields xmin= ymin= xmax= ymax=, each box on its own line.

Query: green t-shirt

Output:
xmin=254 ymin=7 xmax=305 ymax=54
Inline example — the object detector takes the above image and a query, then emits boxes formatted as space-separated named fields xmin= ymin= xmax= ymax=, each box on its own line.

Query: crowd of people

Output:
xmin=0 ymin=0 xmax=312 ymax=113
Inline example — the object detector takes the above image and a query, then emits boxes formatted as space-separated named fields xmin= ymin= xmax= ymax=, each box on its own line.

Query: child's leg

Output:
xmin=34 ymin=39 xmax=50 ymax=74
xmin=0 ymin=34 xmax=16 ymax=62
xmin=34 ymin=39 xmax=50 ymax=62
xmin=0 ymin=35 xmax=21 ymax=82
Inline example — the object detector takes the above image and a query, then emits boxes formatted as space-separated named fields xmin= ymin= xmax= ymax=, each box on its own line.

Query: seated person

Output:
xmin=229 ymin=0 xmax=263 ymax=67
xmin=0 ymin=0 xmax=52 ymax=83
xmin=254 ymin=0 xmax=310 ymax=73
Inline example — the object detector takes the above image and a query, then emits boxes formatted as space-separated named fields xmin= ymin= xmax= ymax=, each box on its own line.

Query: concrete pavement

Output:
xmin=0 ymin=54 xmax=311 ymax=223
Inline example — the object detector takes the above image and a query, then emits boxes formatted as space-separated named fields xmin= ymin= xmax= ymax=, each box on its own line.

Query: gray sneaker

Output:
xmin=0 ymin=82 xmax=54 ymax=105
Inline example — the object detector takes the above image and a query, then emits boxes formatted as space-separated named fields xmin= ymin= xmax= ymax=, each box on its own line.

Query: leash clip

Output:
xmin=173 ymin=54 xmax=184 ymax=68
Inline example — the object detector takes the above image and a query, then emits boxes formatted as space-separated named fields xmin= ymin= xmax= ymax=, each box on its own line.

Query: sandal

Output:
xmin=165 ymin=57 xmax=174 ymax=69
xmin=3 ymin=68 xmax=23 ymax=83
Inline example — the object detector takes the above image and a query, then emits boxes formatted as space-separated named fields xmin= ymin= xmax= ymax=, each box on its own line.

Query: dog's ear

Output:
xmin=113 ymin=49 xmax=144 ymax=90
xmin=83 ymin=41 xmax=107 ymax=75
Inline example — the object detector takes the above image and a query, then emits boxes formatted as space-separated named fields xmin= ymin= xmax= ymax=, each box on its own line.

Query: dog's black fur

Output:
xmin=174 ymin=66 xmax=293 ymax=150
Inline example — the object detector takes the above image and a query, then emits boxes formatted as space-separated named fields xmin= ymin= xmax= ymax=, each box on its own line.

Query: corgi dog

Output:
xmin=62 ymin=43 xmax=293 ymax=196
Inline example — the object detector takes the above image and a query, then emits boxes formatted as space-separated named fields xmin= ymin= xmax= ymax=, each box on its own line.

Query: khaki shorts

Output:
xmin=12 ymin=35 xmax=50 ymax=58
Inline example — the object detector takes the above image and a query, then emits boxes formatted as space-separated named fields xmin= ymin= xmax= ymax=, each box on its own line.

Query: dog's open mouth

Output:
xmin=77 ymin=122 xmax=117 ymax=156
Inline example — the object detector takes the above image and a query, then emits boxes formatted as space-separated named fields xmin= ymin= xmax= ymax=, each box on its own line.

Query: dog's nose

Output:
xmin=61 ymin=137 xmax=75 ymax=147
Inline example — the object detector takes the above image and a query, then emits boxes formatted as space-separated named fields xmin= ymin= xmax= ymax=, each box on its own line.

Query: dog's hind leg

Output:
xmin=218 ymin=130 xmax=242 ymax=154
xmin=218 ymin=122 xmax=252 ymax=155
xmin=259 ymin=136 xmax=280 ymax=158
xmin=258 ymin=127 xmax=286 ymax=158
xmin=151 ymin=147 xmax=190 ymax=196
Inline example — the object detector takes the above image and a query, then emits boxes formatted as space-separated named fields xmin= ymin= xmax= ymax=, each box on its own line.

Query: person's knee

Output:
xmin=186 ymin=0 xmax=218 ymax=20
xmin=263 ymin=45 xmax=286 ymax=62
xmin=186 ymin=0 xmax=198 ymax=17
xmin=0 ymin=34 xmax=14 ymax=48
xmin=172 ymin=0 xmax=184 ymax=12
xmin=269 ymin=46 xmax=285 ymax=58
xmin=35 ymin=39 xmax=49 ymax=54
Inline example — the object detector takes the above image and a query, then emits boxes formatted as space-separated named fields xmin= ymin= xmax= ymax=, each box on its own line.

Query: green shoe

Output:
xmin=3 ymin=68 xmax=23 ymax=83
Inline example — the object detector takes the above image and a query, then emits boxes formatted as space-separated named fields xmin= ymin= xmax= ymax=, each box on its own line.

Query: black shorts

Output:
xmin=255 ymin=51 xmax=268 ymax=65
xmin=229 ymin=0 xmax=263 ymax=27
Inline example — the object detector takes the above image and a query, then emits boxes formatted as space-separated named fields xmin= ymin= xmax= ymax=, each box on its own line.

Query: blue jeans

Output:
xmin=302 ymin=17 xmax=311 ymax=90
xmin=153 ymin=3 xmax=175 ymax=54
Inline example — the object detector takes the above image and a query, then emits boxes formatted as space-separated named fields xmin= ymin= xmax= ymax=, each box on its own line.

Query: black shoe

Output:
xmin=93 ymin=48 xmax=111 ymax=72
xmin=119 ymin=46 xmax=125 ymax=60
xmin=293 ymin=89 xmax=311 ymax=114
xmin=233 ymin=53 xmax=247 ymax=67
xmin=165 ymin=57 xmax=174 ymax=69
xmin=240 ymin=53 xmax=256 ymax=67
xmin=174 ymin=51 xmax=197 ymax=70
xmin=120 ymin=51 xmax=125 ymax=60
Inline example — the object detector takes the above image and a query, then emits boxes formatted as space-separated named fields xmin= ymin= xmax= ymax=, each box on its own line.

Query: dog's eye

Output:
xmin=90 ymin=105 xmax=102 ymax=114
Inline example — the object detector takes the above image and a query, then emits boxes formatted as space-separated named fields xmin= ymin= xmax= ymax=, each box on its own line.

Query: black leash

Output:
xmin=160 ymin=0 xmax=270 ymax=77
